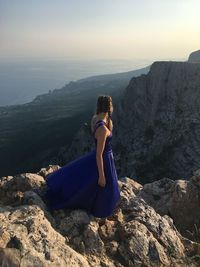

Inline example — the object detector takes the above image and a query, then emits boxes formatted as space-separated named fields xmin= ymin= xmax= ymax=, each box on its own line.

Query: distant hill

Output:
xmin=0 ymin=65 xmax=150 ymax=177
xmin=188 ymin=49 xmax=200 ymax=63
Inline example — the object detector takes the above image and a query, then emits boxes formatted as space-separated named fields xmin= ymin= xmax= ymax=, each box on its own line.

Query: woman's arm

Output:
xmin=96 ymin=125 xmax=109 ymax=187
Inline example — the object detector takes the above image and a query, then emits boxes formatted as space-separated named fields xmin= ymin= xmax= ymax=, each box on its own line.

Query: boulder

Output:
xmin=0 ymin=205 xmax=89 ymax=267
xmin=140 ymin=169 xmax=200 ymax=237
xmin=0 ymin=166 xmax=197 ymax=266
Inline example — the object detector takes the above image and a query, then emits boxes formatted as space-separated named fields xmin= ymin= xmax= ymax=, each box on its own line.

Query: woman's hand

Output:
xmin=98 ymin=174 xmax=106 ymax=187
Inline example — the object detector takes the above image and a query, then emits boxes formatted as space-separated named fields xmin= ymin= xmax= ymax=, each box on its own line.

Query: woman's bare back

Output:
xmin=91 ymin=115 xmax=112 ymax=139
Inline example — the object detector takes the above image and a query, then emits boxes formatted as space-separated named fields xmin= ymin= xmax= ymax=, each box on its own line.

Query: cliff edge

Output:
xmin=0 ymin=165 xmax=199 ymax=266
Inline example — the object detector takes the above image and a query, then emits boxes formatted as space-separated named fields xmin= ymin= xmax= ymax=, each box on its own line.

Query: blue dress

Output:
xmin=45 ymin=119 xmax=121 ymax=218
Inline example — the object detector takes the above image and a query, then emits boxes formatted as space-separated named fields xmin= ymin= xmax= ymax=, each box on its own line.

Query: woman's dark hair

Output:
xmin=96 ymin=95 xmax=113 ymax=130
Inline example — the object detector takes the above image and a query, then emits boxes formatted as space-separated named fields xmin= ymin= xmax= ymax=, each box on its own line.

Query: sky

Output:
xmin=0 ymin=0 xmax=200 ymax=61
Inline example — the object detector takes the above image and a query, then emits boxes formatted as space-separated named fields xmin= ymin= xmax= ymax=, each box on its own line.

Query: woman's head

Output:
xmin=95 ymin=95 xmax=113 ymax=130
xmin=96 ymin=95 xmax=113 ymax=117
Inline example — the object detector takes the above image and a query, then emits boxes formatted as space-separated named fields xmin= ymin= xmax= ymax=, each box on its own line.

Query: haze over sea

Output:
xmin=0 ymin=57 xmax=184 ymax=107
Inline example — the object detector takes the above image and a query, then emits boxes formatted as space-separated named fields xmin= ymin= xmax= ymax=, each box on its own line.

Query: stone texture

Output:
xmin=0 ymin=172 xmax=45 ymax=206
xmin=37 ymin=165 xmax=61 ymax=179
xmin=0 ymin=165 xmax=198 ymax=266
xmin=0 ymin=205 xmax=89 ymax=267
xmin=139 ymin=168 xmax=200 ymax=238
xmin=114 ymin=61 xmax=200 ymax=182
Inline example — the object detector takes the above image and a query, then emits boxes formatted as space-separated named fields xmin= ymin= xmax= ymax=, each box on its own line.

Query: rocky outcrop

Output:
xmin=114 ymin=61 xmax=200 ymax=182
xmin=188 ymin=50 xmax=200 ymax=63
xmin=138 ymin=168 xmax=200 ymax=238
xmin=0 ymin=166 xmax=198 ymax=266
xmin=0 ymin=206 xmax=89 ymax=267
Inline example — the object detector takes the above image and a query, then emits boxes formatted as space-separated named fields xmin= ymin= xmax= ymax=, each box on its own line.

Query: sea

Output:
xmin=0 ymin=57 xmax=159 ymax=107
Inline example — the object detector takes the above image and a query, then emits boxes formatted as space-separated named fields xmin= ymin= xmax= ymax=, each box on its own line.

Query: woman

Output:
xmin=45 ymin=95 xmax=120 ymax=221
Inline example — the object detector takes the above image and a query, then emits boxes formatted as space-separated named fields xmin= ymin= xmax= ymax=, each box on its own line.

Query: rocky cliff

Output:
xmin=188 ymin=50 xmax=200 ymax=63
xmin=65 ymin=60 xmax=200 ymax=183
xmin=0 ymin=165 xmax=199 ymax=266
xmin=115 ymin=61 xmax=200 ymax=182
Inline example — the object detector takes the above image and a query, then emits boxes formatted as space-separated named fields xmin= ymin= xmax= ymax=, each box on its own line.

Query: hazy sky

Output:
xmin=0 ymin=0 xmax=200 ymax=60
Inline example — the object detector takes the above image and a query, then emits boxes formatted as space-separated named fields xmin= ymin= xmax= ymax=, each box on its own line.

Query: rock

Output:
xmin=0 ymin=248 xmax=21 ymax=267
xmin=0 ymin=166 xmax=198 ymax=266
xmin=0 ymin=173 xmax=46 ymax=206
xmin=52 ymin=176 xmax=197 ymax=266
xmin=23 ymin=190 xmax=56 ymax=227
xmin=116 ymin=184 xmax=194 ymax=267
xmin=190 ymin=169 xmax=200 ymax=187
xmin=0 ymin=205 xmax=89 ymax=267
xmin=37 ymin=165 xmax=61 ymax=179
xmin=119 ymin=177 xmax=143 ymax=194
xmin=63 ymin=123 xmax=96 ymax=162
xmin=139 ymin=169 xmax=200 ymax=237
xmin=188 ymin=49 xmax=200 ymax=63
xmin=117 ymin=178 xmax=137 ymax=211
xmin=11 ymin=173 xmax=45 ymax=191
xmin=120 ymin=198 xmax=183 ymax=263
xmin=23 ymin=191 xmax=47 ymax=210
xmin=140 ymin=178 xmax=175 ymax=215
xmin=115 ymin=61 xmax=200 ymax=182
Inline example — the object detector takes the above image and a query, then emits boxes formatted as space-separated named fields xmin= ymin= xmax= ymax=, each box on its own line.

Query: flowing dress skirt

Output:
xmin=45 ymin=148 xmax=121 ymax=218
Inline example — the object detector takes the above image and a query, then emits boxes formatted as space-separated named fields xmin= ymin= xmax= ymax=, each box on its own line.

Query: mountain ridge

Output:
xmin=0 ymin=65 xmax=150 ymax=177
xmin=188 ymin=49 xmax=200 ymax=63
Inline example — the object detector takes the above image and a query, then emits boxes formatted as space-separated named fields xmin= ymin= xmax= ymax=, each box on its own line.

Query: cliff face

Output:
xmin=113 ymin=61 xmax=200 ymax=182
xmin=65 ymin=61 xmax=200 ymax=183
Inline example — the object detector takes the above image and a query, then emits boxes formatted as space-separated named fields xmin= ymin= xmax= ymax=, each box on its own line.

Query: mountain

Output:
xmin=1 ymin=58 xmax=200 ymax=266
xmin=115 ymin=61 xmax=200 ymax=182
xmin=0 ymin=66 xmax=150 ymax=177
xmin=188 ymin=49 xmax=200 ymax=63
xmin=65 ymin=59 xmax=200 ymax=183
xmin=0 ymin=164 xmax=198 ymax=266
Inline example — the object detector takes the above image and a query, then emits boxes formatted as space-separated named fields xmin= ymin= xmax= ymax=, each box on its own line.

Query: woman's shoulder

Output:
xmin=91 ymin=114 xmax=113 ymax=129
